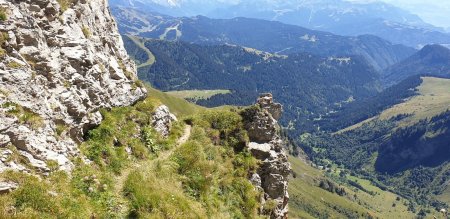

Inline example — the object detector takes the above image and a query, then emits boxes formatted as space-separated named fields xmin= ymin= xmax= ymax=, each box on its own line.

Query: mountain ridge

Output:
xmin=110 ymin=0 xmax=450 ymax=48
xmin=383 ymin=44 xmax=450 ymax=87
xmin=112 ymin=7 xmax=416 ymax=72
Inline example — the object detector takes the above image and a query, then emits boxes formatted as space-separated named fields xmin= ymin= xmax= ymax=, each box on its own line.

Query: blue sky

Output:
xmin=379 ymin=0 xmax=450 ymax=29
xmin=138 ymin=0 xmax=450 ymax=29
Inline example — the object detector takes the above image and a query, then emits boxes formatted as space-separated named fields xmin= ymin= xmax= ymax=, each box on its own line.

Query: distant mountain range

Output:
xmin=383 ymin=45 xmax=450 ymax=87
xmin=109 ymin=0 xmax=450 ymax=48
xmin=112 ymin=7 xmax=416 ymax=72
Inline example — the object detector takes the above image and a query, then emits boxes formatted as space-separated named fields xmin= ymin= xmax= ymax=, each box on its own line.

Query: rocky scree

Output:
xmin=0 ymin=0 xmax=146 ymax=173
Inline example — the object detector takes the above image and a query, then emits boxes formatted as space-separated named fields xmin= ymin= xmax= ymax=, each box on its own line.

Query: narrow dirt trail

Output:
xmin=115 ymin=124 xmax=192 ymax=216
xmin=159 ymin=124 xmax=191 ymax=160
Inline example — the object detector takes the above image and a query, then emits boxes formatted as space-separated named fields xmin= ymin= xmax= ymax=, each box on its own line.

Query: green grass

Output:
xmin=0 ymin=8 xmax=7 ymax=21
xmin=0 ymin=48 xmax=5 ymax=58
xmin=0 ymin=169 xmax=101 ymax=218
xmin=146 ymin=86 xmax=204 ymax=117
xmin=288 ymin=156 xmax=369 ymax=218
xmin=80 ymin=96 xmax=175 ymax=173
xmin=339 ymin=77 xmax=450 ymax=133
xmin=379 ymin=77 xmax=450 ymax=127
xmin=120 ymin=107 xmax=262 ymax=218
xmin=166 ymin=89 xmax=231 ymax=101
xmin=0 ymin=32 xmax=8 ymax=44
xmin=124 ymin=164 xmax=207 ymax=218
xmin=0 ymin=86 xmax=269 ymax=218
xmin=55 ymin=123 xmax=67 ymax=137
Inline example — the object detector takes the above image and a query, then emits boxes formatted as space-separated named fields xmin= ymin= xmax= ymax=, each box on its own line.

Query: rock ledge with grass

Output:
xmin=0 ymin=0 xmax=146 ymax=173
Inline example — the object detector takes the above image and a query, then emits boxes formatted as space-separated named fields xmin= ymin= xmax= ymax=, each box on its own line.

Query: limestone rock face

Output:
xmin=244 ymin=93 xmax=283 ymax=143
xmin=152 ymin=105 xmax=177 ymax=138
xmin=243 ymin=94 xmax=290 ymax=219
xmin=257 ymin=93 xmax=282 ymax=120
xmin=0 ymin=0 xmax=146 ymax=173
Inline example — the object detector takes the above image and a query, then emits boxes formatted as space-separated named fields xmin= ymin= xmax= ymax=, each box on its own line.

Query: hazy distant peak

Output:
xmin=418 ymin=44 xmax=450 ymax=60
xmin=420 ymin=44 xmax=450 ymax=52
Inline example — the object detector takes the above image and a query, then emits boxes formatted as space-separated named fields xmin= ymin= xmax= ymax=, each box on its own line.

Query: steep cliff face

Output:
xmin=243 ymin=94 xmax=290 ymax=219
xmin=0 ymin=0 xmax=146 ymax=173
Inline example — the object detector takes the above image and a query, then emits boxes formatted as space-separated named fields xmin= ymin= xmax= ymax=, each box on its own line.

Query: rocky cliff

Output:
xmin=0 ymin=0 xmax=146 ymax=173
xmin=242 ymin=94 xmax=290 ymax=219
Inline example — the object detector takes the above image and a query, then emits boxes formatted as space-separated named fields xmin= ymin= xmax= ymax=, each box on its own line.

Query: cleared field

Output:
xmin=339 ymin=77 xmax=450 ymax=133
xmin=337 ymin=117 xmax=376 ymax=134
xmin=165 ymin=89 xmax=231 ymax=100
xmin=127 ymin=35 xmax=156 ymax=68
xmin=379 ymin=77 xmax=450 ymax=126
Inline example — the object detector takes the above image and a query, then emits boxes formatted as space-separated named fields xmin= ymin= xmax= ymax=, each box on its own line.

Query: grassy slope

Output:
xmin=379 ymin=77 xmax=450 ymax=127
xmin=0 ymin=88 xmax=265 ymax=218
xmin=340 ymin=77 xmax=450 ymax=132
xmin=288 ymin=156 xmax=423 ymax=219
xmin=437 ymin=178 xmax=450 ymax=204
xmin=165 ymin=89 xmax=231 ymax=101
xmin=288 ymin=156 xmax=367 ymax=219
xmin=146 ymin=86 xmax=204 ymax=117
xmin=3 ymin=82 xmax=444 ymax=218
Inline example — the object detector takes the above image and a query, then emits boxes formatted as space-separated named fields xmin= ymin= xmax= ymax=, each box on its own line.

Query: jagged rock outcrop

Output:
xmin=151 ymin=105 xmax=177 ymax=137
xmin=0 ymin=0 xmax=146 ymax=173
xmin=243 ymin=93 xmax=290 ymax=219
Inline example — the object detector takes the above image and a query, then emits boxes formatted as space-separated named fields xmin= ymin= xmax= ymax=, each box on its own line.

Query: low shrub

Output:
xmin=0 ymin=8 xmax=7 ymax=21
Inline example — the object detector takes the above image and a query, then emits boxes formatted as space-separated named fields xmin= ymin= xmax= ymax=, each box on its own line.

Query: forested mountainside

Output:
xmin=123 ymin=36 xmax=381 ymax=134
xmin=301 ymin=77 xmax=450 ymax=213
xmin=383 ymin=45 xmax=450 ymax=87
xmin=315 ymin=76 xmax=424 ymax=131
xmin=109 ymin=0 xmax=450 ymax=49
xmin=112 ymin=7 xmax=416 ymax=72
